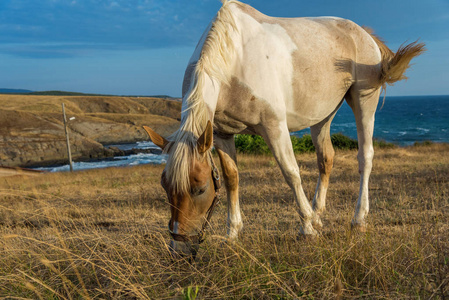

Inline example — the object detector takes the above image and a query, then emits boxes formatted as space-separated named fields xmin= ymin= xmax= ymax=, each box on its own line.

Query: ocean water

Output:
xmin=36 ymin=141 xmax=168 ymax=172
xmin=38 ymin=95 xmax=448 ymax=172
xmin=292 ymin=95 xmax=449 ymax=145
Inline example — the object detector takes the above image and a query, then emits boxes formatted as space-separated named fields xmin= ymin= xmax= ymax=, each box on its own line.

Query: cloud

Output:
xmin=0 ymin=42 xmax=120 ymax=59
xmin=0 ymin=0 xmax=221 ymax=58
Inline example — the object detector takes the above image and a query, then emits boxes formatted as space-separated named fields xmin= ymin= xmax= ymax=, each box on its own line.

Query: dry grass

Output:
xmin=0 ymin=144 xmax=448 ymax=299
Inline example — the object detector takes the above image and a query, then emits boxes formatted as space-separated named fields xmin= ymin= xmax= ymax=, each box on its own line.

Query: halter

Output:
xmin=168 ymin=151 xmax=221 ymax=244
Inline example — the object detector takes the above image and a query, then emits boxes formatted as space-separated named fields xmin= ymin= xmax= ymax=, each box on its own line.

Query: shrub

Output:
xmin=290 ymin=135 xmax=315 ymax=153
xmin=330 ymin=133 xmax=358 ymax=150
xmin=373 ymin=139 xmax=396 ymax=149
xmin=413 ymin=140 xmax=433 ymax=147
xmin=234 ymin=133 xmax=359 ymax=155
xmin=234 ymin=134 xmax=271 ymax=155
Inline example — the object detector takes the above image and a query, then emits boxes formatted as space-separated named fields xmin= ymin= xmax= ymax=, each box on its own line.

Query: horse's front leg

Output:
xmin=260 ymin=124 xmax=317 ymax=236
xmin=215 ymin=134 xmax=243 ymax=241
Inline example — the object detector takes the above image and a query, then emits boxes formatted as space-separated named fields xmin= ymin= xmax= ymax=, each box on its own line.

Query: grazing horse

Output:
xmin=144 ymin=0 xmax=425 ymax=255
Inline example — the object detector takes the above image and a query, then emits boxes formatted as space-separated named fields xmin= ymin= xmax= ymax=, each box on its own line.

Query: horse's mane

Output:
xmin=164 ymin=0 xmax=239 ymax=195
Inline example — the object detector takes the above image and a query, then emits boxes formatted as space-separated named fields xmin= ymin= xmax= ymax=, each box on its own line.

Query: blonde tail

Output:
xmin=364 ymin=27 xmax=426 ymax=89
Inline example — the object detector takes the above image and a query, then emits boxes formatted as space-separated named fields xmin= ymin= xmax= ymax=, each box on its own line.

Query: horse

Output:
xmin=143 ymin=0 xmax=425 ymax=256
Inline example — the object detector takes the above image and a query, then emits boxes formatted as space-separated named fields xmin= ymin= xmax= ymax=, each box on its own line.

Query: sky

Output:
xmin=1 ymin=0 xmax=448 ymax=97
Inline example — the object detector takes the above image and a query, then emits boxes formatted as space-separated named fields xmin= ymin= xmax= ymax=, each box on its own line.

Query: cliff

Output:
xmin=0 ymin=95 xmax=181 ymax=167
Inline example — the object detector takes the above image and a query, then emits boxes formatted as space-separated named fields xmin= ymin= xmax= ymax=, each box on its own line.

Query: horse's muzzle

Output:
xmin=169 ymin=239 xmax=200 ymax=259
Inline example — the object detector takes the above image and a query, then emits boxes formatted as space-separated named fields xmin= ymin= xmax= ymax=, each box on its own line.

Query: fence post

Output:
xmin=62 ymin=103 xmax=73 ymax=172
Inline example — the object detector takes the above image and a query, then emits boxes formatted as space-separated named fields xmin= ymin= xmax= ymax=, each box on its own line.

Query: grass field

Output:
xmin=0 ymin=144 xmax=448 ymax=299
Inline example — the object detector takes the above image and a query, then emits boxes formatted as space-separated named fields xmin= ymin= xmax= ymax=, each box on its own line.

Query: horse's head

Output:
xmin=143 ymin=121 xmax=220 ymax=257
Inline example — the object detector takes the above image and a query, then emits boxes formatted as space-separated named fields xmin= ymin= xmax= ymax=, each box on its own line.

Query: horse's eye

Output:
xmin=191 ymin=186 xmax=207 ymax=196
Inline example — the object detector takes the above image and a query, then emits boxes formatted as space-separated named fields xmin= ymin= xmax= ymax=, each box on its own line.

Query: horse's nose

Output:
xmin=169 ymin=240 xmax=199 ymax=259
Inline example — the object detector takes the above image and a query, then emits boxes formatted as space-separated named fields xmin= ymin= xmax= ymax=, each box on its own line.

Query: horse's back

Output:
xmin=231 ymin=4 xmax=381 ymax=131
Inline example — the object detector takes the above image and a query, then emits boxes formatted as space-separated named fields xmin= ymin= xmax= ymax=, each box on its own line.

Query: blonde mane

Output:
xmin=164 ymin=0 xmax=239 ymax=194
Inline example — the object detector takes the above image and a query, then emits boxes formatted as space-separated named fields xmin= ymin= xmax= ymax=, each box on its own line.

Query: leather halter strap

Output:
xmin=168 ymin=152 xmax=221 ymax=244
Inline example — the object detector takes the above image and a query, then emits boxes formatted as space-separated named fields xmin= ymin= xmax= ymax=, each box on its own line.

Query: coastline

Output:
xmin=28 ymin=139 xmax=448 ymax=173
xmin=1 ymin=94 xmax=448 ymax=170
xmin=0 ymin=94 xmax=180 ymax=168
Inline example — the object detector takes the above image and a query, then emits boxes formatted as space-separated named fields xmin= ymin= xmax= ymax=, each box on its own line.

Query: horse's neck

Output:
xmin=180 ymin=2 xmax=249 ymax=127
xmin=178 ymin=75 xmax=220 ymax=138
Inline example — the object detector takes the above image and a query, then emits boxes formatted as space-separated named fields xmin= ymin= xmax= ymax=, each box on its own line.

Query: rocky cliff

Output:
xmin=0 ymin=95 xmax=181 ymax=167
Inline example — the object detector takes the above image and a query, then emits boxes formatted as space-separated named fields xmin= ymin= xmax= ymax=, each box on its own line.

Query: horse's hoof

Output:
xmin=351 ymin=220 xmax=367 ymax=233
xmin=299 ymin=223 xmax=319 ymax=238
xmin=224 ymin=236 xmax=239 ymax=245
xmin=312 ymin=214 xmax=324 ymax=230
xmin=226 ymin=232 xmax=240 ymax=242
xmin=226 ymin=223 xmax=243 ymax=242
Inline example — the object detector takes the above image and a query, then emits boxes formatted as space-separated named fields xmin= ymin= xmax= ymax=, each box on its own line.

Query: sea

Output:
xmin=293 ymin=95 xmax=449 ymax=145
xmin=37 ymin=95 xmax=449 ymax=172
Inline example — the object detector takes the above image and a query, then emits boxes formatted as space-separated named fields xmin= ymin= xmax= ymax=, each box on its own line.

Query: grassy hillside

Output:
xmin=0 ymin=144 xmax=447 ymax=298
xmin=0 ymin=94 xmax=180 ymax=120
xmin=0 ymin=94 xmax=181 ymax=167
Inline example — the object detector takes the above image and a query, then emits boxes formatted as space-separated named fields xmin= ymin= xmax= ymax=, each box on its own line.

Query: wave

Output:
xmin=107 ymin=141 xmax=158 ymax=151
xmin=36 ymin=152 xmax=168 ymax=172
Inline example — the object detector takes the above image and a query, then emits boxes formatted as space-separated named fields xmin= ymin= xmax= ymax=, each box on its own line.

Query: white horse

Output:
xmin=144 ymin=0 xmax=425 ymax=255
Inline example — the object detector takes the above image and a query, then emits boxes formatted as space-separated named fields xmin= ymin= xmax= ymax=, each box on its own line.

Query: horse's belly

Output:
xmin=285 ymin=93 xmax=346 ymax=132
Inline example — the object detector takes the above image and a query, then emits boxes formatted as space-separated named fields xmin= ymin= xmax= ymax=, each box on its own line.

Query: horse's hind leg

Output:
xmin=310 ymin=110 xmax=338 ymax=229
xmin=215 ymin=134 xmax=243 ymax=241
xmin=260 ymin=123 xmax=317 ymax=236
xmin=346 ymin=87 xmax=381 ymax=231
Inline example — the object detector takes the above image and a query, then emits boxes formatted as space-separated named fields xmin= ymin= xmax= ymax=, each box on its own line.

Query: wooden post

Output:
xmin=62 ymin=103 xmax=73 ymax=172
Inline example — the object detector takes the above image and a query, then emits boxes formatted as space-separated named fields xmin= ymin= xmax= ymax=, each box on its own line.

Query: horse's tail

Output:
xmin=364 ymin=27 xmax=426 ymax=89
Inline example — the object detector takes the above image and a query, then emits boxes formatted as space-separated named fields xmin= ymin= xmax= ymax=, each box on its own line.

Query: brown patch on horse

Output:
xmin=316 ymin=144 xmax=334 ymax=187
xmin=215 ymin=76 xmax=280 ymax=136
xmin=216 ymin=148 xmax=238 ymax=190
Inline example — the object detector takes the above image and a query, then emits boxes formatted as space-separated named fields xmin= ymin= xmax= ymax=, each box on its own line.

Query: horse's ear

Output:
xmin=143 ymin=126 xmax=169 ymax=150
xmin=197 ymin=121 xmax=213 ymax=154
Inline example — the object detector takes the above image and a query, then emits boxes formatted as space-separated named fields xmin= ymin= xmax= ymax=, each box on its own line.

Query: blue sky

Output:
xmin=1 ymin=0 xmax=448 ymax=96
